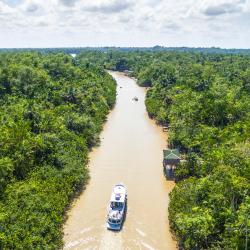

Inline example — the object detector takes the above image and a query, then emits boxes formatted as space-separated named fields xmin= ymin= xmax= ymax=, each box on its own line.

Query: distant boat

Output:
xmin=133 ymin=96 xmax=138 ymax=101
xmin=107 ymin=183 xmax=127 ymax=230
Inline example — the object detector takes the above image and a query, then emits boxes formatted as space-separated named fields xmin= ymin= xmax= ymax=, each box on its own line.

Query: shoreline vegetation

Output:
xmin=76 ymin=50 xmax=250 ymax=249
xmin=0 ymin=52 xmax=116 ymax=249
xmin=0 ymin=49 xmax=249 ymax=249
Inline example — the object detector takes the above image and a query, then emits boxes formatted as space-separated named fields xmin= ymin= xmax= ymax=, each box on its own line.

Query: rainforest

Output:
xmin=77 ymin=50 xmax=250 ymax=249
xmin=0 ymin=49 xmax=249 ymax=250
xmin=0 ymin=52 xmax=116 ymax=249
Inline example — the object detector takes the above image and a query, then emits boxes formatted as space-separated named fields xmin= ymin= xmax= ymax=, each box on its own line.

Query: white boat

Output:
xmin=107 ymin=183 xmax=127 ymax=230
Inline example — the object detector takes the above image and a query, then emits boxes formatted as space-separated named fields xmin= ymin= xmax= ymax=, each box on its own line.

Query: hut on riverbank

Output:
xmin=163 ymin=149 xmax=180 ymax=179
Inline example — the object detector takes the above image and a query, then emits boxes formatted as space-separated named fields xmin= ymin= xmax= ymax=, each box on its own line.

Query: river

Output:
xmin=63 ymin=72 xmax=177 ymax=250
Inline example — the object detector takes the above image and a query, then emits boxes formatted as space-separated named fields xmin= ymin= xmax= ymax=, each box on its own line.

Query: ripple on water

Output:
xmin=64 ymin=236 xmax=96 ymax=249
xmin=63 ymin=72 xmax=177 ymax=250
xmin=80 ymin=227 xmax=93 ymax=234
xmin=135 ymin=228 xmax=146 ymax=237
xmin=99 ymin=230 xmax=123 ymax=250
xmin=141 ymin=241 xmax=156 ymax=250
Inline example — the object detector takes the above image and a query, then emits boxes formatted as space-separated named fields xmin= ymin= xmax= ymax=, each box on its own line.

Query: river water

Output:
xmin=63 ymin=72 xmax=177 ymax=250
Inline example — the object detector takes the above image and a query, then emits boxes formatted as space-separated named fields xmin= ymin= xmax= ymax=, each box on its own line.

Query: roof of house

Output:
xmin=163 ymin=149 xmax=180 ymax=160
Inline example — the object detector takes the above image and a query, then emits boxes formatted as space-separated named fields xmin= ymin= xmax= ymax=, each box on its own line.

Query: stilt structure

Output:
xmin=163 ymin=149 xmax=180 ymax=179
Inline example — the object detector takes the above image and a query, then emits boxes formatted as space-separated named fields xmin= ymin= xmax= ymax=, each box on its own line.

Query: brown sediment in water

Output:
xmin=63 ymin=72 xmax=177 ymax=250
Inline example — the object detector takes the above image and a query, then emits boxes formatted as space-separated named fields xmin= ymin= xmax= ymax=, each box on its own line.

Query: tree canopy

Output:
xmin=0 ymin=52 xmax=116 ymax=249
xmin=78 ymin=50 xmax=250 ymax=249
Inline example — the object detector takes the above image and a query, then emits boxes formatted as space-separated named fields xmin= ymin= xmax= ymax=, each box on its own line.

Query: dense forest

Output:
xmin=0 ymin=49 xmax=249 ymax=249
xmin=0 ymin=52 xmax=116 ymax=249
xmin=76 ymin=50 xmax=250 ymax=249
xmin=1 ymin=46 xmax=250 ymax=55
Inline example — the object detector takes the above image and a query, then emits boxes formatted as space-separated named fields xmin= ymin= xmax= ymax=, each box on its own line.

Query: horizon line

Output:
xmin=0 ymin=46 xmax=250 ymax=50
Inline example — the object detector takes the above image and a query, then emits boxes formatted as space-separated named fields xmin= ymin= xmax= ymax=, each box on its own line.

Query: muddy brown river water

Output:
xmin=63 ymin=72 xmax=177 ymax=250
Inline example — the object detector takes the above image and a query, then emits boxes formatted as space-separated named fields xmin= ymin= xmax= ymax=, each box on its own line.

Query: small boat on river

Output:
xmin=107 ymin=183 xmax=127 ymax=230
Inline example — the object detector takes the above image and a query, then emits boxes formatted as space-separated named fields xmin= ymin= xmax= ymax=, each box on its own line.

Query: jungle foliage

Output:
xmin=77 ymin=50 xmax=250 ymax=249
xmin=0 ymin=52 xmax=116 ymax=249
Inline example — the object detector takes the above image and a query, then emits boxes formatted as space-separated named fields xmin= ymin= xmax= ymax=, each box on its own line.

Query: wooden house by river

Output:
xmin=163 ymin=149 xmax=180 ymax=179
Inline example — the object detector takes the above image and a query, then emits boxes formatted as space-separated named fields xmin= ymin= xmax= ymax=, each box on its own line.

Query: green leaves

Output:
xmin=90 ymin=50 xmax=250 ymax=249
xmin=0 ymin=52 xmax=116 ymax=249
xmin=176 ymin=208 xmax=215 ymax=249
xmin=170 ymin=166 xmax=250 ymax=249
xmin=0 ymin=158 xmax=14 ymax=193
xmin=54 ymin=50 xmax=250 ymax=249
xmin=138 ymin=62 xmax=177 ymax=87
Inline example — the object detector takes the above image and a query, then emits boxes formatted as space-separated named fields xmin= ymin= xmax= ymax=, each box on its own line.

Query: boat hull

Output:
xmin=107 ymin=183 xmax=127 ymax=231
xmin=106 ymin=222 xmax=122 ymax=231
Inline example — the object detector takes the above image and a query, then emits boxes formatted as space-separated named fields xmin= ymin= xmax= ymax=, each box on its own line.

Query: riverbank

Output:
xmin=63 ymin=72 xmax=176 ymax=249
xmin=75 ymin=51 xmax=250 ymax=249
xmin=0 ymin=53 xmax=117 ymax=249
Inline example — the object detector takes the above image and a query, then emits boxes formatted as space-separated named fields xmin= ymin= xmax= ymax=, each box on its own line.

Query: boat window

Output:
xmin=111 ymin=202 xmax=123 ymax=208
xmin=109 ymin=218 xmax=120 ymax=224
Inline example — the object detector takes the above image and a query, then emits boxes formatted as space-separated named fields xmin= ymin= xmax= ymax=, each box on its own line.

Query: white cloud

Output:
xmin=0 ymin=1 xmax=15 ymax=14
xmin=59 ymin=0 xmax=79 ymax=7
xmin=0 ymin=0 xmax=249 ymax=48
xmin=82 ymin=0 xmax=132 ymax=14
xmin=202 ymin=0 xmax=245 ymax=16
xmin=161 ymin=22 xmax=181 ymax=33
xmin=0 ymin=0 xmax=24 ymax=7
xmin=21 ymin=0 xmax=43 ymax=14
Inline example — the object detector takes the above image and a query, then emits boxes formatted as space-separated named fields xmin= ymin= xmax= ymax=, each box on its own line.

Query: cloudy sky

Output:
xmin=0 ymin=0 xmax=249 ymax=48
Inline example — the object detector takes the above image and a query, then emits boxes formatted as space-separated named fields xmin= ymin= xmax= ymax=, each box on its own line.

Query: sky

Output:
xmin=0 ymin=0 xmax=249 ymax=48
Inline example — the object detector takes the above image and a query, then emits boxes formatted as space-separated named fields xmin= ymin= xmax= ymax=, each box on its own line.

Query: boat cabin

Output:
xmin=107 ymin=184 xmax=127 ymax=230
xmin=110 ymin=185 xmax=126 ymax=209
xmin=163 ymin=149 xmax=180 ymax=179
